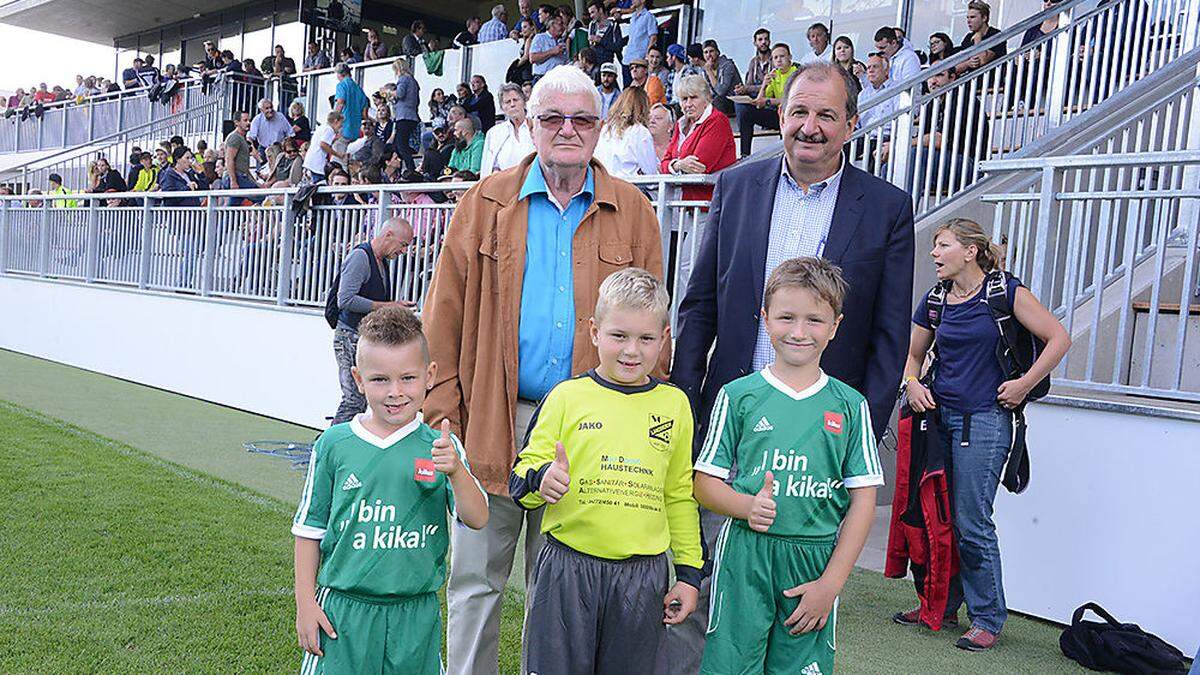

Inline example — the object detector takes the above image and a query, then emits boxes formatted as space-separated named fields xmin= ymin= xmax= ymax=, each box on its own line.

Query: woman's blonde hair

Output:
xmin=605 ymin=87 xmax=650 ymax=138
xmin=934 ymin=218 xmax=1005 ymax=272
xmin=674 ymin=74 xmax=712 ymax=102
xmin=392 ymin=58 xmax=412 ymax=78
xmin=289 ymin=100 xmax=305 ymax=117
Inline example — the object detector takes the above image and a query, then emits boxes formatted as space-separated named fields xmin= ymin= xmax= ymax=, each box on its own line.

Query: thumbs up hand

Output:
xmin=748 ymin=471 xmax=777 ymax=532
xmin=432 ymin=419 xmax=460 ymax=476
xmin=539 ymin=442 xmax=571 ymax=504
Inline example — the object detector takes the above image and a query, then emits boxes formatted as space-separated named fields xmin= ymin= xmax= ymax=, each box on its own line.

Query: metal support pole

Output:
xmin=139 ymin=197 xmax=154 ymax=289
xmin=85 ymin=198 xmax=100 ymax=282
xmin=200 ymin=198 xmax=218 ymax=297
xmin=1045 ymin=10 xmax=1074 ymax=130
xmin=0 ymin=200 xmax=10 ymax=274
xmin=655 ymin=178 xmax=672 ymax=277
xmin=277 ymin=193 xmax=295 ymax=306
xmin=889 ymin=89 xmax=915 ymax=196
xmin=61 ymin=106 xmax=69 ymax=148
xmin=88 ymin=97 xmax=96 ymax=143
xmin=1029 ymin=166 xmax=1058 ymax=297
xmin=38 ymin=201 xmax=50 ymax=276
xmin=36 ymin=113 xmax=43 ymax=150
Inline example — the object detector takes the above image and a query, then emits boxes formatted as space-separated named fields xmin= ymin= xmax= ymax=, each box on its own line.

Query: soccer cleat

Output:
xmin=892 ymin=607 xmax=958 ymax=628
xmin=955 ymin=626 xmax=999 ymax=651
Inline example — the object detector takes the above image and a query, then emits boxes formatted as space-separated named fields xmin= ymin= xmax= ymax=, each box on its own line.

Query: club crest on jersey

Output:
xmin=824 ymin=411 xmax=844 ymax=435
xmin=414 ymin=457 xmax=437 ymax=482
xmin=648 ymin=414 xmax=674 ymax=451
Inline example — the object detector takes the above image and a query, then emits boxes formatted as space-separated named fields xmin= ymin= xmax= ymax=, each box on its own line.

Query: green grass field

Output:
xmin=0 ymin=349 xmax=1090 ymax=673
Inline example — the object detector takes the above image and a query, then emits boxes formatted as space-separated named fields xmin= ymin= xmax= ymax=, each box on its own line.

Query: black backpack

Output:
xmin=1059 ymin=603 xmax=1189 ymax=673
xmin=324 ymin=268 xmax=342 ymax=329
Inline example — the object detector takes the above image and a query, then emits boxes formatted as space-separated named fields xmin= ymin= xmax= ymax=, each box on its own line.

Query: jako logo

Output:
xmin=578 ymin=421 xmax=603 ymax=430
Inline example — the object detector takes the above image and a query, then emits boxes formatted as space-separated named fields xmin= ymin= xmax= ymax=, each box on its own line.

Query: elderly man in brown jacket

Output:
xmin=423 ymin=64 xmax=670 ymax=675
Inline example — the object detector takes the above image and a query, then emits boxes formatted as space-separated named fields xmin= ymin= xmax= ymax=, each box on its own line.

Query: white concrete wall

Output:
xmin=0 ymin=276 xmax=335 ymax=428
xmin=998 ymin=401 xmax=1200 ymax=655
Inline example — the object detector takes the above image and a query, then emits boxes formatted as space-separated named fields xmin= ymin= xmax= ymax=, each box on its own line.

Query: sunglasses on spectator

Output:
xmin=535 ymin=113 xmax=600 ymax=130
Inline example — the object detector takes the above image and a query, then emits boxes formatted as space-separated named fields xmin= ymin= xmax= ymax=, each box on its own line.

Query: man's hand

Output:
xmin=748 ymin=471 xmax=776 ymax=532
xmin=432 ymin=419 xmax=460 ymax=475
xmin=782 ymin=577 xmax=839 ymax=635
xmin=539 ymin=441 xmax=571 ymax=503
xmin=296 ymin=597 xmax=337 ymax=655
xmin=734 ymin=83 xmax=746 ymax=95
xmin=663 ymin=582 xmax=699 ymax=624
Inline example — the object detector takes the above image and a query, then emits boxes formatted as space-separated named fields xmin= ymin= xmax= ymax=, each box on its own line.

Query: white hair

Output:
xmin=527 ymin=65 xmax=602 ymax=119
xmin=491 ymin=3 xmax=505 ymax=18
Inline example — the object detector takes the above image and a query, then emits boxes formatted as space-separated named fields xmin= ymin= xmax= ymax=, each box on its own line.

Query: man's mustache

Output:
xmin=793 ymin=131 xmax=827 ymax=144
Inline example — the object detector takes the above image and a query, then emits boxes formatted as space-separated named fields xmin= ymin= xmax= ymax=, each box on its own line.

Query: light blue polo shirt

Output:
xmin=517 ymin=160 xmax=595 ymax=401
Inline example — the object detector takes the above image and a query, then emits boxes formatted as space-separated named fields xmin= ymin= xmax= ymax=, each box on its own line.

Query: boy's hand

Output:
xmin=431 ymin=419 xmax=460 ymax=476
xmin=747 ymin=471 xmax=776 ymax=532
xmin=539 ymin=442 xmax=571 ymax=503
xmin=296 ymin=597 xmax=337 ymax=656
xmin=782 ymin=577 xmax=839 ymax=635
xmin=663 ymin=582 xmax=699 ymax=624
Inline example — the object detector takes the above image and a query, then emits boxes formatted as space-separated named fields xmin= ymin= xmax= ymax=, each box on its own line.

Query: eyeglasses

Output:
xmin=535 ymin=113 xmax=600 ymax=131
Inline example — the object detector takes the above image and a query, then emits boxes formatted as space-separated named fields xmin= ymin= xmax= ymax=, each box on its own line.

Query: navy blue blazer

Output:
xmin=673 ymin=158 xmax=914 ymax=447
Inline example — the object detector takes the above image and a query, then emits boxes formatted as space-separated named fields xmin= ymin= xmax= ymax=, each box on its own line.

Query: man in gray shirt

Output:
xmin=330 ymin=217 xmax=415 ymax=425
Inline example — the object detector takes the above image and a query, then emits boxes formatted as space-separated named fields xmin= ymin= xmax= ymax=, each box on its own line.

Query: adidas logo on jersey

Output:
xmin=341 ymin=473 xmax=362 ymax=491
xmin=753 ymin=416 xmax=774 ymax=432
xmin=801 ymin=662 xmax=823 ymax=675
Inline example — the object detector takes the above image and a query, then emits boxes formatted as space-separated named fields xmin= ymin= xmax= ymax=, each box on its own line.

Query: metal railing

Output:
xmin=847 ymin=0 xmax=1200 ymax=219
xmin=980 ymin=150 xmax=1200 ymax=402
xmin=0 ymin=174 xmax=713 ymax=329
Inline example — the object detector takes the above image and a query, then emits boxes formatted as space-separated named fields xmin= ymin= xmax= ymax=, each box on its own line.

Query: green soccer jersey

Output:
xmin=292 ymin=414 xmax=483 ymax=600
xmin=695 ymin=368 xmax=884 ymax=538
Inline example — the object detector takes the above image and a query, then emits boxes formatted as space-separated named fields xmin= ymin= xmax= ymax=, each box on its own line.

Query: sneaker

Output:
xmin=956 ymin=626 xmax=999 ymax=651
xmin=892 ymin=607 xmax=958 ymax=628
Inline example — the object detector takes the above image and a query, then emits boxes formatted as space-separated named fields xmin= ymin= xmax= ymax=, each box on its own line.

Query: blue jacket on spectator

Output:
xmin=158 ymin=166 xmax=207 ymax=206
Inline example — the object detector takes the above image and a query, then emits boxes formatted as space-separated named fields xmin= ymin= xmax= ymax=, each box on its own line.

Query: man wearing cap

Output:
xmin=597 ymin=62 xmax=621 ymax=119
xmin=666 ymin=43 xmax=703 ymax=105
xmin=627 ymin=57 xmax=665 ymax=105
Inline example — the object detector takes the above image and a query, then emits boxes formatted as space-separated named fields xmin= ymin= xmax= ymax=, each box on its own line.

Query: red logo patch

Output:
xmin=824 ymin=412 xmax=844 ymax=435
xmin=414 ymin=458 xmax=437 ymax=482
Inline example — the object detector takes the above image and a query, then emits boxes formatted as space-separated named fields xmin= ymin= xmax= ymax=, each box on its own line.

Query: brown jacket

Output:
xmin=422 ymin=153 xmax=668 ymax=495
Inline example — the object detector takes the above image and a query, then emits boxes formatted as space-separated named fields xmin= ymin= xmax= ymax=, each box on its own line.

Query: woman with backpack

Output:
xmin=895 ymin=218 xmax=1070 ymax=651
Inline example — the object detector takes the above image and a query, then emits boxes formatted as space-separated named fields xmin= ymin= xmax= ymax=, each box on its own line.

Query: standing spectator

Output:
xmin=956 ymin=0 xmax=1007 ymax=74
xmin=242 ymin=58 xmax=264 ymax=79
xmin=530 ymin=16 xmax=570 ymax=81
xmin=329 ymin=218 xmax=415 ymax=425
xmin=507 ymin=17 xmax=538 ymax=85
xmin=72 ymin=76 xmax=87 ymax=99
xmin=897 ymin=218 xmax=1069 ymax=650
xmin=622 ymin=0 xmax=657 ymax=69
xmin=666 ymin=43 xmax=703 ymax=104
xmin=627 ymin=58 xmax=666 ymax=105
xmin=136 ymin=56 xmax=161 ymax=88
xmin=463 ymin=74 xmax=497 ymax=133
xmin=480 ymin=4 xmax=510 ymax=43
xmin=833 ymin=36 xmax=865 ymax=97
xmin=801 ymin=22 xmax=833 ymax=64
xmin=586 ymin=1 xmax=622 ymax=67
xmin=122 ymin=58 xmax=142 ymax=89
xmin=220 ymin=49 xmax=243 ymax=74
xmin=557 ymin=3 xmax=583 ymax=31
xmin=448 ymin=117 xmax=485 ymax=174
xmin=735 ymin=42 xmax=794 ymax=158
xmin=481 ymin=83 xmax=535 ymax=176
xmin=288 ymin=101 xmax=312 ymax=144
xmin=734 ymin=29 xmax=773 ymax=100
xmin=929 ymin=32 xmax=957 ymax=64
xmin=648 ymin=101 xmax=676 ymax=160
xmin=660 ymin=74 xmax=736 ymax=200
xmin=700 ymin=40 xmax=742 ymax=116
xmin=455 ymin=16 xmax=482 ymax=48
xmin=515 ymin=0 xmax=539 ymax=32
xmin=303 ymin=111 xmax=347 ymax=182
xmin=403 ymin=20 xmax=430 ymax=57
xmin=390 ymin=58 xmax=421 ymax=172
xmin=646 ymin=45 xmax=671 ymax=98
xmin=536 ymin=3 xmax=555 ymax=31
xmin=247 ymin=98 xmax=295 ymax=166
xmin=363 ymin=28 xmax=389 ymax=61
xmin=265 ymin=44 xmax=297 ymax=77
xmin=424 ymin=64 xmax=666 ymax=675
xmin=220 ymin=112 xmax=262 ymax=193
xmin=594 ymin=86 xmax=658 ymax=177
xmin=875 ymin=27 xmax=922 ymax=85
xmin=596 ymin=61 xmax=621 ymax=117
xmin=575 ymin=48 xmax=600 ymax=82
xmin=858 ymin=53 xmax=898 ymax=133
xmin=334 ymin=62 xmax=370 ymax=159
xmin=303 ymin=41 xmax=330 ymax=71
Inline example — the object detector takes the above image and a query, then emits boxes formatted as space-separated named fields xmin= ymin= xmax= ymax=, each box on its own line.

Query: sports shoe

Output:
xmin=892 ymin=607 xmax=958 ymax=628
xmin=956 ymin=626 xmax=999 ymax=651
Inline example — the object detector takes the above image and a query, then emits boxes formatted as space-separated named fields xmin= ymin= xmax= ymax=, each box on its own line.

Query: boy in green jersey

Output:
xmin=292 ymin=306 xmax=489 ymax=674
xmin=510 ymin=268 xmax=704 ymax=674
xmin=694 ymin=258 xmax=884 ymax=675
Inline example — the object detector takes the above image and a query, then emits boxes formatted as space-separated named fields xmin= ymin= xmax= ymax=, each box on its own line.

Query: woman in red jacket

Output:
xmin=660 ymin=74 xmax=737 ymax=201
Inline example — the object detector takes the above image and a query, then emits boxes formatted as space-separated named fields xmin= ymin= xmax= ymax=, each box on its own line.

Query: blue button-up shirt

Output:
xmin=517 ymin=161 xmax=595 ymax=401
xmin=623 ymin=8 xmax=657 ymax=63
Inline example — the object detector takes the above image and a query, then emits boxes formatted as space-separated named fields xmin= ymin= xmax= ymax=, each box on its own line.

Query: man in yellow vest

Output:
xmin=47 ymin=173 xmax=79 ymax=208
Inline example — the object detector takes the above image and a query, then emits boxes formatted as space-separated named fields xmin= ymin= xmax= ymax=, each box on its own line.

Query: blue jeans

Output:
xmin=941 ymin=404 xmax=1012 ymax=634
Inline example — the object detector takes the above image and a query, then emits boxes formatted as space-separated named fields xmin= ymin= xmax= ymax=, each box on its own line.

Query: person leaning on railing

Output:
xmin=896 ymin=218 xmax=1069 ymax=651
xmin=660 ymin=74 xmax=736 ymax=202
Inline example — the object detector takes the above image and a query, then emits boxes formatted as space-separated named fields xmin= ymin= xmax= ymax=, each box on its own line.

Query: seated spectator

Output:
xmin=304 ymin=110 xmax=347 ymax=182
xmin=575 ymin=47 xmax=599 ymax=82
xmin=597 ymin=62 xmax=621 ymax=117
xmin=480 ymin=4 xmax=510 ymax=43
xmin=875 ymin=26 xmax=922 ymax=85
xmin=802 ymin=22 xmax=833 ymax=64
xmin=594 ymin=86 xmax=658 ymax=177
xmin=701 ymin=39 xmax=742 ymax=116
xmin=956 ymin=0 xmax=1006 ymax=75
xmin=929 ymin=32 xmax=957 ymax=64
xmin=349 ymin=119 xmax=388 ymax=169
xmin=47 ymin=173 xmax=78 ymax=208
xmin=364 ymin=28 xmax=389 ymax=61
xmin=734 ymin=28 xmax=773 ymax=101
xmin=508 ymin=17 xmax=538 ymax=84
xmin=627 ymin=58 xmax=666 ymax=105
xmin=403 ymin=20 xmax=430 ymax=57
xmin=248 ymin=98 xmax=295 ymax=166
xmin=463 ymin=75 xmax=497 ymax=133
xmin=130 ymin=152 xmax=159 ymax=191
xmin=646 ymin=45 xmax=672 ymax=97
xmin=858 ymin=53 xmax=898 ymax=134
xmin=159 ymin=147 xmax=207 ymax=206
xmin=289 ymin=101 xmax=312 ymax=144
xmin=586 ymin=1 xmax=622 ymax=68
xmin=480 ymin=83 xmax=535 ymax=176
xmin=832 ymin=36 xmax=865 ymax=97
xmin=455 ymin=16 xmax=482 ymax=47
xmin=448 ymin=117 xmax=485 ymax=174
xmin=88 ymin=156 xmax=128 ymax=195
xmin=421 ymin=125 xmax=455 ymax=180
xmin=265 ymin=45 xmax=297 ymax=78
xmin=530 ymin=16 xmax=570 ymax=81
xmin=338 ymin=47 xmax=362 ymax=65
xmin=666 ymin=43 xmax=703 ymax=104
xmin=557 ymin=3 xmax=584 ymax=32
xmin=660 ymin=74 xmax=736 ymax=200
xmin=735 ymin=42 xmax=794 ymax=158
xmin=122 ymin=59 xmax=142 ymax=89
xmin=428 ymin=88 xmax=456 ymax=130
xmin=648 ymin=101 xmax=676 ymax=160
xmin=269 ymin=138 xmax=305 ymax=187
xmin=303 ymin=42 xmax=331 ymax=71
xmin=194 ymin=140 xmax=208 ymax=165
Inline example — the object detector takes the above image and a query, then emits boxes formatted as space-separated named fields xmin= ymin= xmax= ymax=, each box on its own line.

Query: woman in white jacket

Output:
xmin=594 ymin=87 xmax=660 ymax=178
xmin=479 ymin=83 xmax=535 ymax=177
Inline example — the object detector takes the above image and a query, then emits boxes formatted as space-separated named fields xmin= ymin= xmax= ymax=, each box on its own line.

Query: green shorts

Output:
xmin=700 ymin=522 xmax=839 ymax=675
xmin=299 ymin=588 xmax=442 ymax=675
